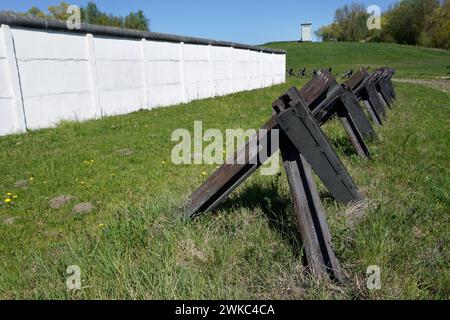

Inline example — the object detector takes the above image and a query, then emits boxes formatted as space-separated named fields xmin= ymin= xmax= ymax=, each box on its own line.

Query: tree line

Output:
xmin=316 ymin=0 xmax=450 ymax=49
xmin=25 ymin=1 xmax=150 ymax=31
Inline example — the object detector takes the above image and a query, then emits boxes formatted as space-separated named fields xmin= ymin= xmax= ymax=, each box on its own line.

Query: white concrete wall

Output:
xmin=0 ymin=25 xmax=27 ymax=135
xmin=0 ymin=25 xmax=286 ymax=136
xmin=12 ymin=28 xmax=95 ymax=130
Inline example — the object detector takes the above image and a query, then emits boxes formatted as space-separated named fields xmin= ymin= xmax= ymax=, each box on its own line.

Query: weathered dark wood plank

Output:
xmin=380 ymin=76 xmax=394 ymax=105
xmin=362 ymin=97 xmax=382 ymax=127
xmin=307 ymin=87 xmax=371 ymax=159
xmin=274 ymin=88 xmax=362 ymax=203
xmin=295 ymin=71 xmax=374 ymax=157
xmin=184 ymin=116 xmax=280 ymax=218
xmin=280 ymin=134 xmax=344 ymax=281
xmin=380 ymin=68 xmax=396 ymax=100
xmin=383 ymin=75 xmax=395 ymax=105
xmin=340 ymin=88 xmax=377 ymax=142
xmin=370 ymin=70 xmax=393 ymax=108
xmin=387 ymin=73 xmax=396 ymax=99
xmin=309 ymin=83 xmax=343 ymax=124
xmin=377 ymin=81 xmax=393 ymax=108
xmin=337 ymin=109 xmax=370 ymax=159
xmin=298 ymin=70 xmax=337 ymax=108
xmin=344 ymin=68 xmax=367 ymax=93
xmin=345 ymin=69 xmax=384 ymax=127
xmin=366 ymin=81 xmax=387 ymax=119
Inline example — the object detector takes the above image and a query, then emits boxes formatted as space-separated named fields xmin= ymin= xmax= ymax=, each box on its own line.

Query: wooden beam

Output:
xmin=184 ymin=116 xmax=280 ymax=218
xmin=370 ymin=70 xmax=392 ymax=108
xmin=345 ymin=69 xmax=385 ymax=127
xmin=298 ymin=71 xmax=374 ymax=158
xmin=274 ymin=87 xmax=362 ymax=203
xmin=298 ymin=85 xmax=371 ymax=159
xmin=340 ymin=87 xmax=377 ymax=142
xmin=365 ymin=82 xmax=387 ymax=121
xmin=280 ymin=134 xmax=344 ymax=282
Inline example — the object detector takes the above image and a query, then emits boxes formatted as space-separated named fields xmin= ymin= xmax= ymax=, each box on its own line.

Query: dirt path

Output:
xmin=393 ymin=78 xmax=450 ymax=94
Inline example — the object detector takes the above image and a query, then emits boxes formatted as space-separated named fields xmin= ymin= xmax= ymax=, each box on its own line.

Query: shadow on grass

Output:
xmin=217 ymin=179 xmax=304 ymax=259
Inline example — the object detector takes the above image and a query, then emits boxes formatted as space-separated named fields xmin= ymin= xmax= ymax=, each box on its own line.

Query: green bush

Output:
xmin=318 ymin=0 xmax=450 ymax=50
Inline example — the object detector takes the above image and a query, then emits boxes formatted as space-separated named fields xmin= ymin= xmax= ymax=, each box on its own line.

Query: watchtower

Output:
xmin=301 ymin=22 xmax=312 ymax=42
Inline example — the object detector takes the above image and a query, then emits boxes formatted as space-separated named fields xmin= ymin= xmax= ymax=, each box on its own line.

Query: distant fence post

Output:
xmin=0 ymin=24 xmax=27 ymax=134
xmin=86 ymin=33 xmax=102 ymax=118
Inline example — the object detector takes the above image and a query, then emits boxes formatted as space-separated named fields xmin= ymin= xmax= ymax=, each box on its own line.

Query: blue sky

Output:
xmin=0 ymin=0 xmax=397 ymax=45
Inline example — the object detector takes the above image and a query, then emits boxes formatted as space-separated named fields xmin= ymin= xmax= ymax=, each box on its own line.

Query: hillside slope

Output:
xmin=265 ymin=41 xmax=450 ymax=78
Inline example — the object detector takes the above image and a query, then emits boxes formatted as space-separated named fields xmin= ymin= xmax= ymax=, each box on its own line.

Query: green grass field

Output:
xmin=267 ymin=41 xmax=450 ymax=79
xmin=0 ymin=42 xmax=449 ymax=299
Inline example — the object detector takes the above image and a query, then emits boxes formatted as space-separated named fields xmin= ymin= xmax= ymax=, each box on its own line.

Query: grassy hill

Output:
xmin=0 ymin=42 xmax=449 ymax=299
xmin=265 ymin=41 xmax=450 ymax=78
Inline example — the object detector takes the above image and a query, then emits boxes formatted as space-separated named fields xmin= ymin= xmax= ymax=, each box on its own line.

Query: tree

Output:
xmin=24 ymin=1 xmax=150 ymax=31
xmin=366 ymin=15 xmax=393 ymax=43
xmin=82 ymin=2 xmax=101 ymax=24
xmin=317 ymin=0 xmax=449 ymax=49
xmin=28 ymin=6 xmax=48 ymax=19
xmin=315 ymin=3 xmax=369 ymax=42
xmin=47 ymin=2 xmax=71 ymax=21
xmin=385 ymin=0 xmax=442 ymax=46
xmin=418 ymin=0 xmax=450 ymax=48
xmin=124 ymin=10 xmax=149 ymax=31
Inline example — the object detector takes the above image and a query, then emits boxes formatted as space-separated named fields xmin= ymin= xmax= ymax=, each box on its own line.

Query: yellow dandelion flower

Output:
xmin=202 ymin=171 xmax=208 ymax=176
xmin=4 ymin=198 xmax=12 ymax=203
xmin=162 ymin=161 xmax=166 ymax=164
xmin=29 ymin=177 xmax=34 ymax=181
xmin=13 ymin=195 xmax=18 ymax=199
xmin=6 ymin=192 xmax=12 ymax=196
xmin=81 ymin=181 xmax=85 ymax=185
